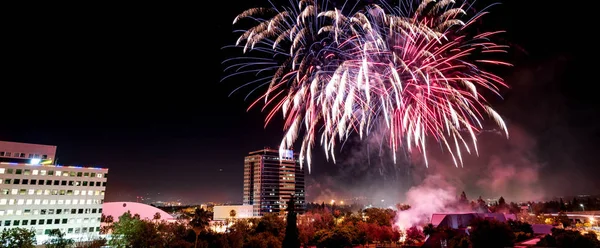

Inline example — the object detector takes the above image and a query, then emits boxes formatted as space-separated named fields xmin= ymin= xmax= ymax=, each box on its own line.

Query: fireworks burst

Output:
xmin=224 ymin=0 xmax=510 ymax=172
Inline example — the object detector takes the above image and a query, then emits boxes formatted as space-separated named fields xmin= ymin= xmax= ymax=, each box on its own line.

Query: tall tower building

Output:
xmin=243 ymin=148 xmax=305 ymax=216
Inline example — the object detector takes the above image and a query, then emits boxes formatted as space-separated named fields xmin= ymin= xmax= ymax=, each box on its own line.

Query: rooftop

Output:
xmin=0 ymin=162 xmax=107 ymax=171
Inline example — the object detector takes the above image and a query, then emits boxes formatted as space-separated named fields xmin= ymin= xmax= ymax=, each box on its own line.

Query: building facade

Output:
xmin=213 ymin=205 xmax=254 ymax=221
xmin=0 ymin=141 xmax=57 ymax=164
xmin=243 ymin=148 xmax=305 ymax=216
xmin=0 ymin=162 xmax=108 ymax=244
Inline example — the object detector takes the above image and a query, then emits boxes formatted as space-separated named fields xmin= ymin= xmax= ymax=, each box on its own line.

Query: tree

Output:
xmin=498 ymin=196 xmax=506 ymax=206
xmin=459 ymin=191 xmax=468 ymax=204
xmin=109 ymin=211 xmax=163 ymax=247
xmin=153 ymin=212 xmax=161 ymax=222
xmin=189 ymin=207 xmax=212 ymax=248
xmin=0 ymin=228 xmax=36 ymax=248
xmin=469 ymin=218 xmax=515 ymax=248
xmin=44 ymin=229 xmax=74 ymax=248
xmin=537 ymin=228 xmax=600 ymax=248
xmin=423 ymin=223 xmax=436 ymax=237
xmin=404 ymin=226 xmax=425 ymax=245
xmin=282 ymin=196 xmax=301 ymax=248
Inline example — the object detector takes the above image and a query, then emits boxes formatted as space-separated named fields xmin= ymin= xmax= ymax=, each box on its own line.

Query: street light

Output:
xmin=580 ymin=204 xmax=585 ymax=211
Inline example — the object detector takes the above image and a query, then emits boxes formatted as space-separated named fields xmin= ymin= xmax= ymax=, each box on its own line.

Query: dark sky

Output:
xmin=1 ymin=0 xmax=597 ymax=204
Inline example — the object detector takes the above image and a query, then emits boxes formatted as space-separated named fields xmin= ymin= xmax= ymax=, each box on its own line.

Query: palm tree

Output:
xmin=190 ymin=208 xmax=211 ymax=248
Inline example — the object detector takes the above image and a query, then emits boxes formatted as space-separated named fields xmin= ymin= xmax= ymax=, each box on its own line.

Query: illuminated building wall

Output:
xmin=243 ymin=148 xmax=305 ymax=216
xmin=0 ymin=141 xmax=57 ymax=164
xmin=0 ymin=141 xmax=108 ymax=244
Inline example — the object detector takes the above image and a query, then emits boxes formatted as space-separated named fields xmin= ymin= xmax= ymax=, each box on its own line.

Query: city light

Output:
xmin=29 ymin=159 xmax=41 ymax=165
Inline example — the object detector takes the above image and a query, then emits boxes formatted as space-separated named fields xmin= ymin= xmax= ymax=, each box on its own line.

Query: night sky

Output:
xmin=1 ymin=0 xmax=597 ymax=204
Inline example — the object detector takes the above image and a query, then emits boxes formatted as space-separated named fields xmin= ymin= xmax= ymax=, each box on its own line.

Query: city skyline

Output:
xmin=1 ymin=0 xmax=598 ymax=205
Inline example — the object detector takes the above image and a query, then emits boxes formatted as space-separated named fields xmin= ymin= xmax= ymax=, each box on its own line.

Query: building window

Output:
xmin=0 ymin=168 xmax=4 ymax=174
xmin=16 ymin=169 xmax=22 ymax=175
xmin=42 ymin=155 xmax=48 ymax=159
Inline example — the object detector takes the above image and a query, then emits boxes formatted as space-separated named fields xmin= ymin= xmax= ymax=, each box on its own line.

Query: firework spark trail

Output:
xmin=226 ymin=0 xmax=510 ymax=172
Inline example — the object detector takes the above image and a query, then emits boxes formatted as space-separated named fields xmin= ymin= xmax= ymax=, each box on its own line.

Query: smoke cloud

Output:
xmin=394 ymin=174 xmax=458 ymax=230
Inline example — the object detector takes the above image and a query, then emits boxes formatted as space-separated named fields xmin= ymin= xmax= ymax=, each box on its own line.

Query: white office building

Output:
xmin=0 ymin=140 xmax=57 ymax=164
xmin=0 ymin=141 xmax=108 ymax=244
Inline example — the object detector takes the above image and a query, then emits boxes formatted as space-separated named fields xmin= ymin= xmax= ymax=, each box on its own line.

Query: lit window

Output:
xmin=8 ymin=199 xmax=15 ymax=205
xmin=65 ymin=200 xmax=71 ymax=205
xmin=0 ymin=199 xmax=6 ymax=205
xmin=11 ymin=189 xmax=17 ymax=195
xmin=0 ymin=168 xmax=4 ymax=174
xmin=7 ymin=209 xmax=14 ymax=215
xmin=17 ymin=199 xmax=24 ymax=205
xmin=36 ymin=189 xmax=42 ymax=195
xmin=56 ymin=171 xmax=62 ymax=176
xmin=40 ymin=170 xmax=47 ymax=175
xmin=74 ymin=190 xmax=80 ymax=195
xmin=0 ymin=210 xmax=4 ymax=215
xmin=28 ymin=189 xmax=34 ymax=195
xmin=44 ymin=190 xmax=50 ymax=195
xmin=81 ymin=191 xmax=86 ymax=196
xmin=32 ymin=170 xmax=38 ymax=175
xmin=96 ymin=174 xmax=102 ymax=178
xmin=87 ymin=190 xmax=93 ymax=196
xmin=34 ymin=199 xmax=41 ymax=205
xmin=58 ymin=200 xmax=64 ymax=205
xmin=50 ymin=200 xmax=56 ymax=205
xmin=26 ymin=199 xmax=32 ymax=205
xmin=42 ymin=199 xmax=49 ymax=205
xmin=86 ymin=199 xmax=92 ymax=205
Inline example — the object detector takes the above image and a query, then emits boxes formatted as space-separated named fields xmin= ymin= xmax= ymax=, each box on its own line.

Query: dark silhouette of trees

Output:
xmin=459 ymin=191 xmax=468 ymax=204
xmin=537 ymin=228 xmax=600 ymax=248
xmin=498 ymin=196 xmax=506 ymax=206
xmin=469 ymin=218 xmax=515 ymax=248
xmin=283 ymin=196 xmax=301 ymax=248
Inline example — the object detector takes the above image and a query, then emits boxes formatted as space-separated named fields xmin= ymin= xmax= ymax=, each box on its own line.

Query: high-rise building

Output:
xmin=0 ymin=141 xmax=57 ymax=164
xmin=243 ymin=148 xmax=305 ymax=216
xmin=0 ymin=141 xmax=107 ymax=244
